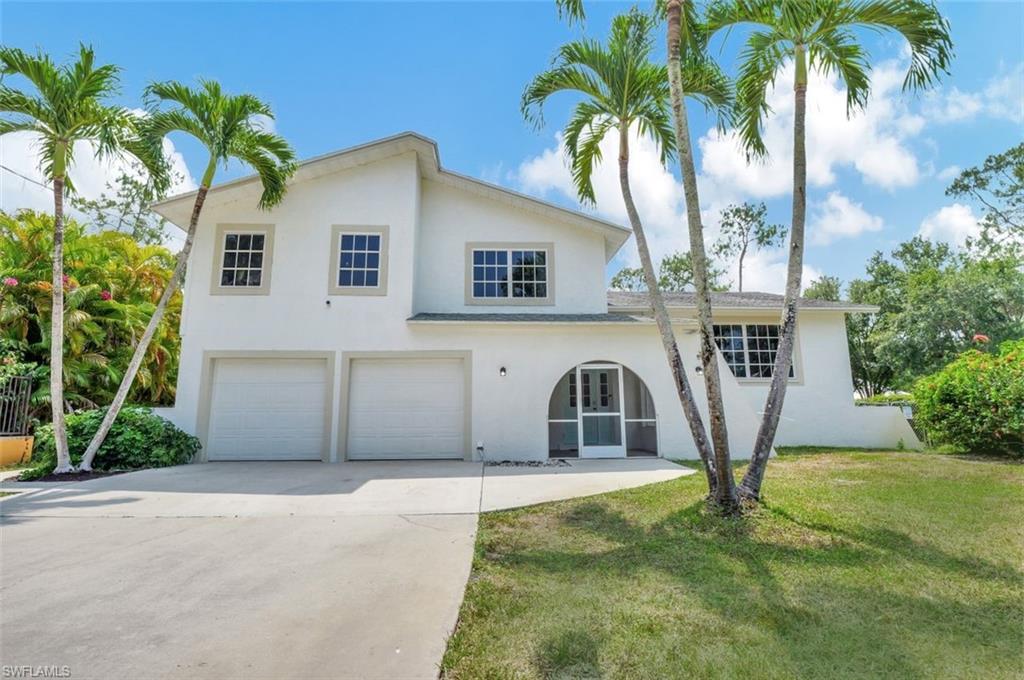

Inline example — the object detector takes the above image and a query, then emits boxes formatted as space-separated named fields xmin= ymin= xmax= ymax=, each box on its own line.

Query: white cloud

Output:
xmin=518 ymin=128 xmax=688 ymax=267
xmin=697 ymin=59 xmax=926 ymax=196
xmin=251 ymin=114 xmax=277 ymax=133
xmin=0 ymin=130 xmax=196 ymax=241
xmin=735 ymin=248 xmax=823 ymax=295
xmin=810 ymin=191 xmax=884 ymax=245
xmin=917 ymin=203 xmax=980 ymax=248
xmin=924 ymin=63 xmax=1024 ymax=124
xmin=936 ymin=165 xmax=961 ymax=182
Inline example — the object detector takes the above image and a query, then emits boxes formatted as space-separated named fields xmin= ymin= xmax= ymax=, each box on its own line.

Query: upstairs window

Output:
xmin=220 ymin=232 xmax=266 ymax=288
xmin=212 ymin=225 xmax=274 ymax=295
xmin=713 ymin=324 xmax=796 ymax=379
xmin=329 ymin=225 xmax=389 ymax=296
xmin=338 ymin=233 xmax=381 ymax=288
xmin=469 ymin=245 xmax=551 ymax=303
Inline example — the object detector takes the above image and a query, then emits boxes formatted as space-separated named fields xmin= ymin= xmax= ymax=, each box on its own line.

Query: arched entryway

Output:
xmin=547 ymin=362 xmax=658 ymax=459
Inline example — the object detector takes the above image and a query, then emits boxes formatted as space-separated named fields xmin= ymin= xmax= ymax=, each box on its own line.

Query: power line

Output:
xmin=0 ymin=163 xmax=51 ymax=190
xmin=0 ymin=163 xmax=175 ymax=244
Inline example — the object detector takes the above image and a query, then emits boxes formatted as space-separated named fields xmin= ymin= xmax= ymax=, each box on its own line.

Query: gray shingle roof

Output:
xmin=408 ymin=312 xmax=645 ymax=324
xmin=606 ymin=290 xmax=876 ymax=311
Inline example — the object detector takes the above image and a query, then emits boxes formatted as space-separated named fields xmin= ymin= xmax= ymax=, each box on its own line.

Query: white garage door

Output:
xmin=346 ymin=358 xmax=465 ymax=460
xmin=207 ymin=358 xmax=328 ymax=461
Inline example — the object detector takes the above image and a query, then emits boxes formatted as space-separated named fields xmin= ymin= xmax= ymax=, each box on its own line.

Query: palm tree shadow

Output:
xmin=506 ymin=499 xmax=1021 ymax=678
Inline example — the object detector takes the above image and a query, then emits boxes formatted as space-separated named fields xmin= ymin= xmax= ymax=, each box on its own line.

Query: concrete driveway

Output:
xmin=0 ymin=459 xmax=690 ymax=679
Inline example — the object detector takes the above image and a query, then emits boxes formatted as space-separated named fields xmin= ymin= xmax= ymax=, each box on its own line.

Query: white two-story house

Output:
xmin=153 ymin=132 xmax=918 ymax=463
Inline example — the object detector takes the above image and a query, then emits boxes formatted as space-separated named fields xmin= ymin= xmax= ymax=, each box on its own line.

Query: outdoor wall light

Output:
xmin=499 ymin=366 xmax=507 ymax=377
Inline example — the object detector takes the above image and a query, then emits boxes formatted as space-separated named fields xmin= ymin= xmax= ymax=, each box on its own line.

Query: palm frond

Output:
xmin=811 ymin=27 xmax=871 ymax=113
xmin=836 ymin=0 xmax=953 ymax=91
xmin=734 ymin=29 xmax=787 ymax=159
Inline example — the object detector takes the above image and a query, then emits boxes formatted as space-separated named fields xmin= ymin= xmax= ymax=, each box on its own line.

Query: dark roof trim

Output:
xmin=408 ymin=312 xmax=658 ymax=325
xmin=606 ymin=290 xmax=879 ymax=313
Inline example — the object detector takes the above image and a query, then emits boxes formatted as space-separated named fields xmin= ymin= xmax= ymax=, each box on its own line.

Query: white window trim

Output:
xmin=713 ymin=321 xmax=803 ymax=384
xmin=327 ymin=225 xmax=389 ymax=296
xmin=464 ymin=241 xmax=555 ymax=306
xmin=210 ymin=224 xmax=275 ymax=296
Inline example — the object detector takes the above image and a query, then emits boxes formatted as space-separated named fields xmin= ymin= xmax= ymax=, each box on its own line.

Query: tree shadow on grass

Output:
xmin=503 ymin=500 xmax=1022 ymax=679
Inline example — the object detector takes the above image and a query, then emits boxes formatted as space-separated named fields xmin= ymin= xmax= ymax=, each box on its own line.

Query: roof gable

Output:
xmin=151 ymin=132 xmax=631 ymax=258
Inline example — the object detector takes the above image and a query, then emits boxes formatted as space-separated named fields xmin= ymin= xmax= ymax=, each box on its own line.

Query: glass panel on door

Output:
xmin=579 ymin=366 xmax=625 ymax=457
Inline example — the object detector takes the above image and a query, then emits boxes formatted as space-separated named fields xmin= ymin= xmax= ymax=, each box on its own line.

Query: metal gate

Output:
xmin=0 ymin=375 xmax=33 ymax=436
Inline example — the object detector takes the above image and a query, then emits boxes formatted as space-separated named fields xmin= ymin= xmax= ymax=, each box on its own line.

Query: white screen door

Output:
xmin=577 ymin=364 xmax=626 ymax=458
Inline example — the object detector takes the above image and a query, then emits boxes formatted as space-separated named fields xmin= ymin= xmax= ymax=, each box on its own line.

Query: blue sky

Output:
xmin=3 ymin=1 xmax=1022 ymax=292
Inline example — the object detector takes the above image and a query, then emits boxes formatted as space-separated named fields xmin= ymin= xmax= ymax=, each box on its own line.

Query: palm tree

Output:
xmin=664 ymin=0 xmax=739 ymax=511
xmin=706 ymin=0 xmax=953 ymax=501
xmin=523 ymin=9 xmax=734 ymax=496
xmin=78 ymin=80 xmax=297 ymax=471
xmin=0 ymin=45 xmax=168 ymax=473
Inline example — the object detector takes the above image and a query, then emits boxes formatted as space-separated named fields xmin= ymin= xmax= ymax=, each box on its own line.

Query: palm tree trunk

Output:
xmin=738 ymin=46 xmax=808 ymax=501
xmin=666 ymin=0 xmax=737 ymax=512
xmin=78 ymin=182 xmax=210 ymax=471
xmin=50 ymin=174 xmax=72 ymax=473
xmin=618 ymin=127 xmax=717 ymax=494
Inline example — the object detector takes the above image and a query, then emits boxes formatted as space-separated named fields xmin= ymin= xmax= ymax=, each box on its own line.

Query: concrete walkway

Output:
xmin=0 ymin=459 xmax=691 ymax=679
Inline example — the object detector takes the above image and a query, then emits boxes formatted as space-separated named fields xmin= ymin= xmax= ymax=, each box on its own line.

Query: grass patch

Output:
xmin=442 ymin=452 xmax=1024 ymax=679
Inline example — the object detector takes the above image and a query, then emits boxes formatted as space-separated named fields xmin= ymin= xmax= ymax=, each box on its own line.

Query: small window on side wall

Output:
xmin=211 ymin=225 xmax=274 ymax=295
xmin=328 ymin=225 xmax=389 ymax=296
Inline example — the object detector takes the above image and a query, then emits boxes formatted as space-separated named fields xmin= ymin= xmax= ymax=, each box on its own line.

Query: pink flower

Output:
xmin=973 ymin=334 xmax=990 ymax=343
xmin=100 ymin=290 xmax=112 ymax=301
xmin=62 ymin=274 xmax=69 ymax=285
xmin=2 ymin=277 xmax=17 ymax=287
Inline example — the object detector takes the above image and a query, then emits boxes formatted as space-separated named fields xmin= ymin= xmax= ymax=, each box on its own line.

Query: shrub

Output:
xmin=912 ymin=340 xmax=1024 ymax=456
xmin=21 ymin=406 xmax=200 ymax=479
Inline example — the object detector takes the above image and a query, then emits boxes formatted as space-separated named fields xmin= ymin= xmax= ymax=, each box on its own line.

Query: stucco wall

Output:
xmin=415 ymin=180 xmax=609 ymax=314
xmin=164 ymin=151 xmax=917 ymax=460
xmin=717 ymin=311 xmax=922 ymax=450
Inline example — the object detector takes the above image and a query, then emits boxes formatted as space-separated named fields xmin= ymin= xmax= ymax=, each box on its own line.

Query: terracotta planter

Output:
xmin=0 ymin=436 xmax=34 ymax=466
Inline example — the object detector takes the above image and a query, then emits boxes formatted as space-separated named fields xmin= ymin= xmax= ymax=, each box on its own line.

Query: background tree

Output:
xmin=803 ymin=240 xmax=1024 ymax=398
xmin=0 ymin=45 xmax=169 ymax=473
xmin=801 ymin=274 xmax=840 ymax=302
xmin=707 ymin=0 xmax=953 ymax=502
xmin=79 ymin=80 xmax=297 ymax=471
xmin=610 ymin=251 xmax=727 ymax=291
xmin=522 ymin=10 xmax=722 ymax=494
xmin=712 ymin=201 xmax=786 ymax=291
xmin=71 ymin=166 xmax=182 ymax=244
xmin=946 ymin=142 xmax=1023 ymax=253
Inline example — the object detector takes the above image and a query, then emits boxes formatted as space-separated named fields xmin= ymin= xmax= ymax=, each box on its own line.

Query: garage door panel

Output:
xmin=347 ymin=358 xmax=465 ymax=460
xmin=207 ymin=358 xmax=328 ymax=461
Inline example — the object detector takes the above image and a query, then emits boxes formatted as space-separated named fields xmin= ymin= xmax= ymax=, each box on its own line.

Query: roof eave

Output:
xmin=609 ymin=304 xmax=880 ymax=314
xmin=150 ymin=132 xmax=631 ymax=251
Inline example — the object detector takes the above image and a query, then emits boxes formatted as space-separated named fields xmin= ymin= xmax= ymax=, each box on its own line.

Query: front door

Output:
xmin=578 ymin=364 xmax=626 ymax=458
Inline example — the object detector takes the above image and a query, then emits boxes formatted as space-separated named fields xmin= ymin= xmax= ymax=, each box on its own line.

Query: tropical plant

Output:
xmin=913 ymin=339 xmax=1024 ymax=456
xmin=610 ymin=251 xmax=728 ymax=291
xmin=523 ymin=9 xmax=736 ymax=500
xmin=0 ymin=45 xmax=169 ymax=472
xmin=0 ymin=209 xmax=182 ymax=415
xmin=712 ymin=201 xmax=787 ymax=291
xmin=706 ymin=0 xmax=953 ymax=501
xmin=21 ymin=406 xmax=200 ymax=480
xmin=78 ymin=79 xmax=297 ymax=471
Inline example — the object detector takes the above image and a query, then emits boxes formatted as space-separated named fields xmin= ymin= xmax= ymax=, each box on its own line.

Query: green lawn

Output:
xmin=442 ymin=451 xmax=1023 ymax=679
